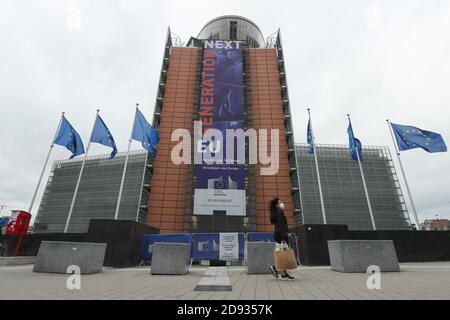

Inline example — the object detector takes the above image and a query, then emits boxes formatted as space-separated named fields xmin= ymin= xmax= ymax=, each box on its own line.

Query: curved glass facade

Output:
xmin=197 ymin=15 xmax=265 ymax=48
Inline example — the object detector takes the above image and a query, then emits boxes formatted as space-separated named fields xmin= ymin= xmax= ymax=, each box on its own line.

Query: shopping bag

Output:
xmin=274 ymin=248 xmax=297 ymax=271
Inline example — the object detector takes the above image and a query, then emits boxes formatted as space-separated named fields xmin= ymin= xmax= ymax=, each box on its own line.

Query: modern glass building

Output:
xmin=33 ymin=150 xmax=151 ymax=233
xmin=149 ymin=15 xmax=301 ymax=234
xmin=33 ymin=16 xmax=411 ymax=233
xmin=295 ymin=144 xmax=412 ymax=230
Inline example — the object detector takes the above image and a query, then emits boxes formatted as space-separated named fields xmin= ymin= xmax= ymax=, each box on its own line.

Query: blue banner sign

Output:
xmin=194 ymin=39 xmax=246 ymax=216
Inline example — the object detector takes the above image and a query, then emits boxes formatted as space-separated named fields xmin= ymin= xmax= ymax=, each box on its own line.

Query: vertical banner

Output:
xmin=194 ymin=40 xmax=246 ymax=216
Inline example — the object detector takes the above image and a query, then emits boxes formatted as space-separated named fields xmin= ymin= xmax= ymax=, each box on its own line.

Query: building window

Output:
xmin=230 ymin=21 xmax=237 ymax=40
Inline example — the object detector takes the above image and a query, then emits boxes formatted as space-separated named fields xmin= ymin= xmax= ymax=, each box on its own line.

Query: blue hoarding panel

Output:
xmin=192 ymin=233 xmax=245 ymax=261
xmin=141 ymin=233 xmax=247 ymax=262
xmin=247 ymin=232 xmax=275 ymax=242
xmin=192 ymin=233 xmax=220 ymax=260
xmin=237 ymin=233 xmax=245 ymax=260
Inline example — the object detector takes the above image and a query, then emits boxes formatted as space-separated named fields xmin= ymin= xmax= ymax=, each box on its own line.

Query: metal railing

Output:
xmin=139 ymin=232 xmax=303 ymax=268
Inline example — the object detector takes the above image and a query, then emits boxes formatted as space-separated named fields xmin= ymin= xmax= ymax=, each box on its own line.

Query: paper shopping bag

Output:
xmin=274 ymin=248 xmax=297 ymax=271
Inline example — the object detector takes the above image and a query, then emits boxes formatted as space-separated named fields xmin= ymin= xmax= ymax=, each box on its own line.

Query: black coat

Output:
xmin=270 ymin=207 xmax=289 ymax=235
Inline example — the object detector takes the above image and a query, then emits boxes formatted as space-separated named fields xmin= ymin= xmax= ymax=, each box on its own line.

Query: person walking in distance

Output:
xmin=269 ymin=197 xmax=294 ymax=280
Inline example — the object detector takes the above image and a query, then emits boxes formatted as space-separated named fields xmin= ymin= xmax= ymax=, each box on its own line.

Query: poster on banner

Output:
xmin=219 ymin=233 xmax=239 ymax=261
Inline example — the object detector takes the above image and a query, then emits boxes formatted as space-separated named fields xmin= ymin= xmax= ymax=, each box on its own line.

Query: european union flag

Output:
xmin=307 ymin=119 xmax=314 ymax=154
xmin=391 ymin=123 xmax=447 ymax=153
xmin=132 ymin=108 xmax=160 ymax=157
xmin=54 ymin=116 xmax=85 ymax=159
xmin=0 ymin=216 xmax=10 ymax=227
xmin=347 ymin=119 xmax=362 ymax=161
xmin=91 ymin=115 xmax=117 ymax=159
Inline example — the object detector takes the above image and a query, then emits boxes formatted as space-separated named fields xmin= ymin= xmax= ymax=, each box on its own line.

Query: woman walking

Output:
xmin=269 ymin=197 xmax=295 ymax=280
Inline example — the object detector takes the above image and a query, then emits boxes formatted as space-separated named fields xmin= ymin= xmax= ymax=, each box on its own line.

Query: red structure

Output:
xmin=5 ymin=210 xmax=31 ymax=256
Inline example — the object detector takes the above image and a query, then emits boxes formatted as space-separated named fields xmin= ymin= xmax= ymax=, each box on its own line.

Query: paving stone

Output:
xmin=1 ymin=262 xmax=450 ymax=300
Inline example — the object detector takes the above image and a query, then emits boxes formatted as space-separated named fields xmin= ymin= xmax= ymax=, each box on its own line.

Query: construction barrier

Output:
xmin=140 ymin=232 xmax=299 ymax=265
xmin=192 ymin=233 xmax=245 ymax=261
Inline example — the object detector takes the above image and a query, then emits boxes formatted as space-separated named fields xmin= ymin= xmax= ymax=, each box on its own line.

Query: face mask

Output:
xmin=279 ymin=202 xmax=285 ymax=210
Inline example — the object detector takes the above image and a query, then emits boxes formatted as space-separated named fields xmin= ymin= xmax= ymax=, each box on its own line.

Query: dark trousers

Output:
xmin=274 ymin=231 xmax=288 ymax=244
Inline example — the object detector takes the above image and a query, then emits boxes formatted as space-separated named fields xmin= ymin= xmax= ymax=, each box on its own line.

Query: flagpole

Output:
xmin=308 ymin=108 xmax=327 ymax=224
xmin=348 ymin=114 xmax=376 ymax=230
xmin=28 ymin=112 xmax=65 ymax=213
xmin=64 ymin=109 xmax=99 ymax=233
xmin=135 ymin=151 xmax=148 ymax=222
xmin=114 ymin=104 xmax=138 ymax=220
xmin=386 ymin=119 xmax=420 ymax=230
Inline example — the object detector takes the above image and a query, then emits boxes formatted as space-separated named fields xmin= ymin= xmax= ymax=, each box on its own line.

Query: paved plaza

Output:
xmin=0 ymin=262 xmax=450 ymax=300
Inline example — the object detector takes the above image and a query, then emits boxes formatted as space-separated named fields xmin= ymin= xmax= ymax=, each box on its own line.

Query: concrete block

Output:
xmin=328 ymin=240 xmax=400 ymax=273
xmin=246 ymin=242 xmax=275 ymax=274
xmin=151 ymin=242 xmax=189 ymax=275
xmin=33 ymin=241 xmax=106 ymax=274
xmin=0 ymin=256 xmax=36 ymax=266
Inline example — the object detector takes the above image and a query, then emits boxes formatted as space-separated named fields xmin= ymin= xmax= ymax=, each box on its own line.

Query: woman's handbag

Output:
xmin=274 ymin=241 xmax=297 ymax=271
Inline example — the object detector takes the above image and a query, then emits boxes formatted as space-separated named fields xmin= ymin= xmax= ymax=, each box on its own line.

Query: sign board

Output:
xmin=219 ymin=233 xmax=239 ymax=261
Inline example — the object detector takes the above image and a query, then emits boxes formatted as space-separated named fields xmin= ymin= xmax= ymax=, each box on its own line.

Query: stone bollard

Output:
xmin=151 ymin=242 xmax=190 ymax=275
xmin=328 ymin=240 xmax=400 ymax=273
xmin=33 ymin=241 xmax=106 ymax=274
xmin=246 ymin=241 xmax=276 ymax=274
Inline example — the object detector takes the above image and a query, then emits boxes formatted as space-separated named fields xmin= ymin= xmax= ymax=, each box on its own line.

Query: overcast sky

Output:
xmin=0 ymin=0 xmax=449 ymax=224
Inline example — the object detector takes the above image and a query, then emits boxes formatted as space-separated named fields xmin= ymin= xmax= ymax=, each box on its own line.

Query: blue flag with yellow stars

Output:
xmin=91 ymin=115 xmax=117 ymax=159
xmin=391 ymin=123 xmax=447 ymax=153
xmin=131 ymin=108 xmax=160 ymax=157
xmin=347 ymin=119 xmax=363 ymax=161
xmin=54 ymin=116 xmax=85 ymax=159
xmin=307 ymin=119 xmax=314 ymax=154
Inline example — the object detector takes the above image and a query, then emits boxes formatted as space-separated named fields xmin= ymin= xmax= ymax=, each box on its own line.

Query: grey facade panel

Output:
xmin=296 ymin=144 xmax=411 ymax=230
xmin=33 ymin=150 xmax=150 ymax=233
